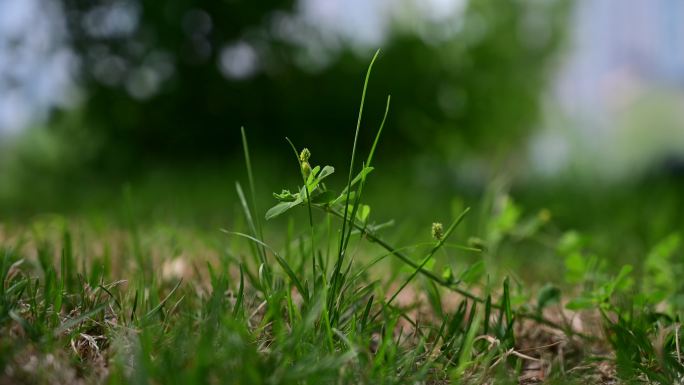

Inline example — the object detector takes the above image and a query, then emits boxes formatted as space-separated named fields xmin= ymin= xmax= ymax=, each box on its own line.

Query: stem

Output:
xmin=319 ymin=205 xmax=595 ymax=340
xmin=303 ymin=181 xmax=316 ymax=294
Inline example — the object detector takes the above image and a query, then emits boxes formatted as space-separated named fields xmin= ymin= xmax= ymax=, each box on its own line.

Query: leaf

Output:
xmin=265 ymin=199 xmax=302 ymax=220
xmin=306 ymin=165 xmax=320 ymax=185
xmin=494 ymin=197 xmax=521 ymax=233
xmin=233 ymin=264 xmax=244 ymax=317
xmin=143 ymin=279 xmax=183 ymax=321
xmin=54 ymin=301 xmax=110 ymax=335
xmin=318 ymin=165 xmax=335 ymax=180
xmin=564 ymin=252 xmax=586 ymax=284
xmin=311 ymin=190 xmax=337 ymax=204
xmin=606 ymin=264 xmax=633 ymax=295
xmin=356 ymin=204 xmax=371 ymax=223
xmin=273 ymin=189 xmax=297 ymax=201
xmin=307 ymin=165 xmax=335 ymax=191
xmin=299 ymin=185 xmax=310 ymax=201
xmin=642 ymin=233 xmax=680 ymax=301
xmin=536 ymin=284 xmax=561 ymax=312
xmin=332 ymin=192 xmax=356 ymax=207
xmin=366 ymin=219 xmax=394 ymax=233
xmin=334 ymin=167 xmax=374 ymax=203
xmin=273 ymin=253 xmax=309 ymax=299
xmin=350 ymin=166 xmax=374 ymax=185
xmin=565 ymin=296 xmax=595 ymax=310
xmin=557 ymin=231 xmax=584 ymax=256
xmin=453 ymin=311 xmax=481 ymax=378
xmin=441 ymin=266 xmax=453 ymax=283
xmin=222 ymin=230 xmax=309 ymax=299
xmin=423 ymin=258 xmax=436 ymax=271
xmin=460 ymin=261 xmax=485 ymax=285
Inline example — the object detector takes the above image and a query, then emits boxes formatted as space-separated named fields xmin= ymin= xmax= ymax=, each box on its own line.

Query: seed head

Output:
xmin=538 ymin=208 xmax=551 ymax=223
xmin=431 ymin=222 xmax=444 ymax=241
xmin=299 ymin=148 xmax=311 ymax=163
xmin=299 ymin=148 xmax=312 ymax=178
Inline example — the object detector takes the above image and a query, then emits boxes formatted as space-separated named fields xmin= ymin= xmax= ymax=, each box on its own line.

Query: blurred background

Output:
xmin=0 ymin=0 xmax=683 ymax=274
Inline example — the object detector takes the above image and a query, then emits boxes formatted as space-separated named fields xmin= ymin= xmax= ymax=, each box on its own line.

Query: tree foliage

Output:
xmin=55 ymin=0 xmax=569 ymax=171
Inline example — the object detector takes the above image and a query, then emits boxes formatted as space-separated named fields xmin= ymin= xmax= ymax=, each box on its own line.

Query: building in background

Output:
xmin=533 ymin=0 xmax=684 ymax=179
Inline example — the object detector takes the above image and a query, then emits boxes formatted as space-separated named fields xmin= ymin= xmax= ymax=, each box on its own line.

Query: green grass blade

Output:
xmin=336 ymin=48 xmax=381 ymax=267
xmin=54 ymin=301 xmax=109 ymax=336
xmin=222 ymin=230 xmax=309 ymax=299
xmin=143 ymin=279 xmax=183 ymax=321
xmin=240 ymin=127 xmax=264 ymax=240
xmin=240 ymin=127 xmax=269 ymax=278
xmin=233 ymin=264 xmax=245 ymax=317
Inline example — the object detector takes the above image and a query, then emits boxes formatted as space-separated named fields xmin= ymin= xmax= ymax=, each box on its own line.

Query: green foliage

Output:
xmin=536 ymin=283 xmax=561 ymax=314
xmin=265 ymin=163 xmax=339 ymax=221
xmin=555 ymin=229 xmax=684 ymax=383
xmin=18 ymin=0 xmax=571 ymax=176
xmin=641 ymin=234 xmax=683 ymax=308
xmin=3 ymin=48 xmax=684 ymax=385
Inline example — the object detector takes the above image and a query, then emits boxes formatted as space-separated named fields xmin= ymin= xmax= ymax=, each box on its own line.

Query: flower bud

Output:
xmin=431 ymin=222 xmax=444 ymax=241
xmin=538 ymin=208 xmax=551 ymax=223
xmin=299 ymin=148 xmax=311 ymax=163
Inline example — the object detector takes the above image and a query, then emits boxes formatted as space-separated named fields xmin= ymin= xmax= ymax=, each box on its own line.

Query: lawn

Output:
xmin=1 ymin=55 xmax=683 ymax=385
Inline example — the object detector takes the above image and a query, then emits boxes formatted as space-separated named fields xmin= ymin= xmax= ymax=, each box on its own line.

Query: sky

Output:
xmin=533 ymin=0 xmax=684 ymax=178
xmin=0 ymin=0 xmax=77 ymax=134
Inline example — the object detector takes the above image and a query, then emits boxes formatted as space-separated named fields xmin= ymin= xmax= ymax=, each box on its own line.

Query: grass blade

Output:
xmin=240 ymin=127 xmax=269 ymax=283
xmin=222 ymin=230 xmax=309 ymax=299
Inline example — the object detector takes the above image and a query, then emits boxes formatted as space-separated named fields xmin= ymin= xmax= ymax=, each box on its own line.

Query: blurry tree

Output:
xmin=54 ymin=0 xmax=569 ymax=172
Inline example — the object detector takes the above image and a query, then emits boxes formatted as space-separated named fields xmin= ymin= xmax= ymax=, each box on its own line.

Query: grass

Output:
xmin=1 ymin=53 xmax=684 ymax=384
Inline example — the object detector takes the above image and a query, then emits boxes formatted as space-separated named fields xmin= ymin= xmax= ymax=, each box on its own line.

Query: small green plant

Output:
xmin=222 ymin=50 xmax=577 ymax=383
xmin=558 ymin=230 xmax=684 ymax=383
xmin=2 ymin=51 xmax=684 ymax=385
